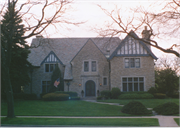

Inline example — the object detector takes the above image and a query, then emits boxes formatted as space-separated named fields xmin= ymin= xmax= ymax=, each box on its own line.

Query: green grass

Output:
xmin=1 ymin=117 xmax=159 ymax=126
xmin=1 ymin=100 xmax=131 ymax=116
xmin=98 ymin=98 xmax=179 ymax=108
xmin=174 ymin=118 xmax=180 ymax=126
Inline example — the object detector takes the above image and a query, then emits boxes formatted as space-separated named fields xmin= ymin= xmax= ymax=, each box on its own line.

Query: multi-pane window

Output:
xmin=84 ymin=61 xmax=97 ymax=72
xmin=45 ymin=64 xmax=57 ymax=72
xmin=92 ymin=61 xmax=96 ymax=72
xmin=122 ymin=77 xmax=144 ymax=92
xmin=125 ymin=58 xmax=140 ymax=68
xmin=84 ymin=61 xmax=89 ymax=72
xmin=103 ymin=77 xmax=107 ymax=85
xmin=42 ymin=81 xmax=51 ymax=93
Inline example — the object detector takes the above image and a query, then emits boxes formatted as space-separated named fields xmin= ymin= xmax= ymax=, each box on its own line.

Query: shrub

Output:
xmin=55 ymin=91 xmax=78 ymax=97
xmin=147 ymin=87 xmax=157 ymax=94
xmin=121 ymin=101 xmax=151 ymax=115
xmin=70 ymin=97 xmax=80 ymax=100
xmin=100 ymin=90 xmax=111 ymax=99
xmin=154 ymin=93 xmax=166 ymax=99
xmin=171 ymin=93 xmax=179 ymax=98
xmin=42 ymin=93 xmax=69 ymax=101
xmin=119 ymin=92 xmax=154 ymax=99
xmin=153 ymin=102 xmax=179 ymax=115
xmin=111 ymin=87 xmax=121 ymax=99
xmin=97 ymin=96 xmax=103 ymax=100
xmin=23 ymin=93 xmax=37 ymax=100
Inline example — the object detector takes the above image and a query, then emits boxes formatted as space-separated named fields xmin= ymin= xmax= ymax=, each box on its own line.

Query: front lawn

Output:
xmin=1 ymin=100 xmax=131 ymax=116
xmin=97 ymin=99 xmax=179 ymax=108
xmin=174 ymin=118 xmax=180 ymax=126
xmin=1 ymin=117 xmax=159 ymax=127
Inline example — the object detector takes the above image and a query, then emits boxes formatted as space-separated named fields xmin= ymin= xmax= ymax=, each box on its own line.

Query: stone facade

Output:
xmin=69 ymin=39 xmax=109 ymax=97
xmin=110 ymin=56 xmax=155 ymax=91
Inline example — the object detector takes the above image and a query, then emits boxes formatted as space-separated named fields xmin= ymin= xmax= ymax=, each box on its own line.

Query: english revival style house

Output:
xmin=25 ymin=28 xmax=158 ymax=98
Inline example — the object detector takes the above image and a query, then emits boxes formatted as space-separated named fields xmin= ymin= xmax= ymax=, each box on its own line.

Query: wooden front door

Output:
xmin=85 ymin=80 xmax=95 ymax=96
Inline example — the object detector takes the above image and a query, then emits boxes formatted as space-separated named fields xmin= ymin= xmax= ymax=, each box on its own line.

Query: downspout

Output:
xmin=108 ymin=59 xmax=111 ymax=91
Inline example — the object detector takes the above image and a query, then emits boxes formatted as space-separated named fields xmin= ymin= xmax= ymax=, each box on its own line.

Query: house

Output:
xmin=25 ymin=28 xmax=158 ymax=98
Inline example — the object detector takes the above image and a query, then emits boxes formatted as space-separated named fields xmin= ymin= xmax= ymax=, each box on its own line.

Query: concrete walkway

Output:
xmin=83 ymin=100 xmax=179 ymax=127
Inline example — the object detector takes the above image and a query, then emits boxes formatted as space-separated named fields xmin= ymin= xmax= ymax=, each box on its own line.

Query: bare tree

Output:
xmin=1 ymin=0 xmax=83 ymax=118
xmin=95 ymin=0 xmax=180 ymax=57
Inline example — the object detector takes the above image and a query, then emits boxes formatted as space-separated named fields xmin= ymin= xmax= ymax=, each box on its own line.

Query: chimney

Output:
xmin=141 ymin=26 xmax=151 ymax=40
xmin=141 ymin=26 xmax=151 ymax=50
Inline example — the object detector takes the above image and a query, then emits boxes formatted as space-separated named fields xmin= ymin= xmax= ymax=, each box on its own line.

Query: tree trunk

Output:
xmin=5 ymin=67 xmax=15 ymax=118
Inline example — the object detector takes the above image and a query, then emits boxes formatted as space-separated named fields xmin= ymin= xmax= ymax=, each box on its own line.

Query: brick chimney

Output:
xmin=141 ymin=26 xmax=151 ymax=50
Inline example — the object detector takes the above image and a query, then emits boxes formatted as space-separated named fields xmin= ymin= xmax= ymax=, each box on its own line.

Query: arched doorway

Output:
xmin=85 ymin=80 xmax=95 ymax=96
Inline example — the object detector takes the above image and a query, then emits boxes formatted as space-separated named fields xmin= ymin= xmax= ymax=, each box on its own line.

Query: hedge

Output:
xmin=119 ymin=92 xmax=154 ymax=99
xmin=42 ymin=93 xmax=69 ymax=101
xmin=154 ymin=93 xmax=166 ymax=99
xmin=55 ymin=91 xmax=78 ymax=97
xmin=100 ymin=90 xmax=111 ymax=99
xmin=70 ymin=97 xmax=80 ymax=100
xmin=111 ymin=88 xmax=121 ymax=99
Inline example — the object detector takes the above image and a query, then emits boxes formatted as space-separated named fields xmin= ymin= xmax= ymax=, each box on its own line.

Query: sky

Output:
xmin=1 ymin=0 xmax=180 ymax=58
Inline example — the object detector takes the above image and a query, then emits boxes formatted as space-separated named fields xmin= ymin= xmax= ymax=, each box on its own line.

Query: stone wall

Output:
xmin=110 ymin=56 xmax=155 ymax=91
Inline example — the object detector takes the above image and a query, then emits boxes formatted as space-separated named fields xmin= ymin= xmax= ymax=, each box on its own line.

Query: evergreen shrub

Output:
xmin=42 ymin=93 xmax=69 ymax=101
xmin=70 ymin=97 xmax=80 ymax=100
xmin=147 ymin=87 xmax=157 ymax=94
xmin=119 ymin=92 xmax=154 ymax=99
xmin=12 ymin=93 xmax=37 ymax=100
xmin=154 ymin=93 xmax=166 ymax=99
xmin=55 ymin=91 xmax=78 ymax=97
xmin=100 ymin=90 xmax=111 ymax=99
xmin=111 ymin=87 xmax=121 ymax=99
xmin=121 ymin=101 xmax=151 ymax=115
xmin=153 ymin=102 xmax=179 ymax=115
xmin=97 ymin=96 xmax=103 ymax=100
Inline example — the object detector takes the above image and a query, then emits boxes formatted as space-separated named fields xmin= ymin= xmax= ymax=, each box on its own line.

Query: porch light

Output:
xmin=100 ymin=83 xmax=102 ymax=86
xmin=79 ymin=84 xmax=81 ymax=86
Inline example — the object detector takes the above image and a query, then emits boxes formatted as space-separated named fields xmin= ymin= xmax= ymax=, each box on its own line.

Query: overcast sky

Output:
xmin=1 ymin=0 xmax=180 ymax=58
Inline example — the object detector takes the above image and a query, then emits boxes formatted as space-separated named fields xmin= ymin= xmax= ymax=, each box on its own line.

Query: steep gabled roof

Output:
xmin=108 ymin=31 xmax=158 ymax=60
xmin=28 ymin=37 xmax=121 ymax=66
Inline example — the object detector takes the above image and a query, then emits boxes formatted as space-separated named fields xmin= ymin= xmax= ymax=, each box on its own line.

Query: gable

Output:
xmin=109 ymin=31 xmax=158 ymax=60
xmin=40 ymin=51 xmax=64 ymax=65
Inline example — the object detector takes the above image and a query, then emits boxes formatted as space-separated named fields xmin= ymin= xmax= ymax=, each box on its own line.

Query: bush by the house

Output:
xmin=40 ymin=93 xmax=48 ymax=98
xmin=70 ymin=97 xmax=80 ymax=100
xmin=154 ymin=93 xmax=166 ymax=99
xmin=55 ymin=91 xmax=78 ymax=97
xmin=147 ymin=87 xmax=157 ymax=95
xmin=42 ymin=93 xmax=69 ymax=101
xmin=121 ymin=101 xmax=151 ymax=115
xmin=23 ymin=93 xmax=37 ymax=100
xmin=100 ymin=90 xmax=111 ymax=99
xmin=153 ymin=102 xmax=179 ymax=115
xmin=111 ymin=87 xmax=121 ymax=99
xmin=97 ymin=96 xmax=103 ymax=100
xmin=119 ymin=92 xmax=154 ymax=99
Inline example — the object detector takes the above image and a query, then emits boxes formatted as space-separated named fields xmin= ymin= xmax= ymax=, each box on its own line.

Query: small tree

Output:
xmin=155 ymin=68 xmax=179 ymax=97
xmin=49 ymin=64 xmax=64 ymax=92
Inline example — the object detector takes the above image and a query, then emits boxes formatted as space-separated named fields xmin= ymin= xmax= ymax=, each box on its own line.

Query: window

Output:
xmin=103 ymin=77 xmax=107 ymax=85
xmin=92 ymin=61 xmax=96 ymax=72
xmin=122 ymin=77 xmax=144 ymax=92
xmin=42 ymin=81 xmax=51 ymax=93
xmin=84 ymin=61 xmax=89 ymax=72
xmin=125 ymin=58 xmax=140 ymax=68
xmin=45 ymin=64 xmax=57 ymax=72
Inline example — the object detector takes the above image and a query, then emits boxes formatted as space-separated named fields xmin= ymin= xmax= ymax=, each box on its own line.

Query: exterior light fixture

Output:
xmin=79 ymin=84 xmax=81 ymax=86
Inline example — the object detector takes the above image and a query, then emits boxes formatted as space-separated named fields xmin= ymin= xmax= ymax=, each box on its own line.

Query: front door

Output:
xmin=85 ymin=80 xmax=95 ymax=96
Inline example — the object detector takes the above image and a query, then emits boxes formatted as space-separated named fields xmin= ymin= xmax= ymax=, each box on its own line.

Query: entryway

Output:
xmin=85 ymin=80 xmax=96 ymax=96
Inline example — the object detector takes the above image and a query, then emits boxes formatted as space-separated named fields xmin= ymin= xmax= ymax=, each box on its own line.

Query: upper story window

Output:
xmin=92 ymin=61 xmax=96 ymax=72
xmin=125 ymin=58 xmax=140 ymax=68
xmin=45 ymin=63 xmax=57 ymax=72
xmin=84 ymin=60 xmax=97 ymax=72
xmin=84 ymin=61 xmax=89 ymax=72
